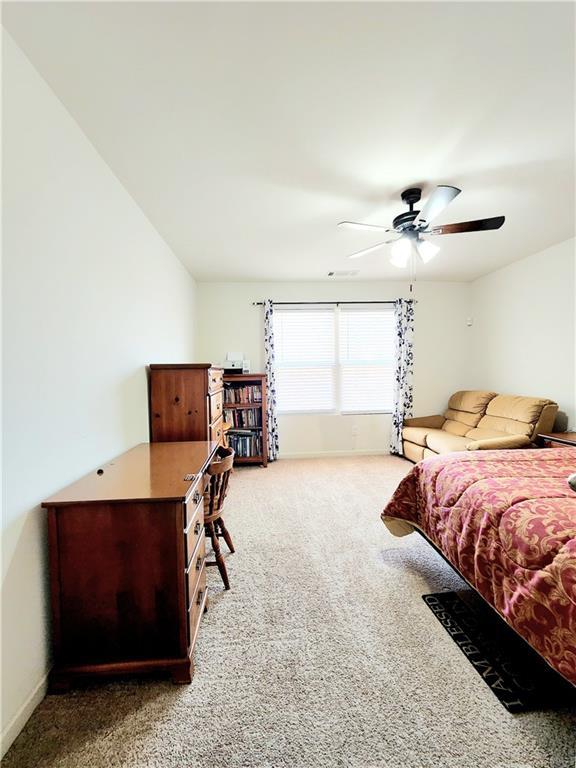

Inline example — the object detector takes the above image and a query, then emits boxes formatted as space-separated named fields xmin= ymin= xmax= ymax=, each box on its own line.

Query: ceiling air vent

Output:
xmin=328 ymin=270 xmax=359 ymax=277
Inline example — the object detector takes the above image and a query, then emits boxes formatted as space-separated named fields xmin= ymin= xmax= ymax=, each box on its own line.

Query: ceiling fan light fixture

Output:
xmin=389 ymin=237 xmax=412 ymax=268
xmin=416 ymin=238 xmax=440 ymax=263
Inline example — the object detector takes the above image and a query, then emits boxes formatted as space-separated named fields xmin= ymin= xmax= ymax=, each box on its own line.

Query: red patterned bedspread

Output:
xmin=382 ymin=448 xmax=576 ymax=685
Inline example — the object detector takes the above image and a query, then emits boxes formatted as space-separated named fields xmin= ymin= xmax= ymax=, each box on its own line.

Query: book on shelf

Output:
xmin=227 ymin=431 xmax=262 ymax=458
xmin=223 ymin=407 xmax=262 ymax=428
xmin=223 ymin=372 xmax=267 ymax=466
xmin=223 ymin=383 xmax=262 ymax=404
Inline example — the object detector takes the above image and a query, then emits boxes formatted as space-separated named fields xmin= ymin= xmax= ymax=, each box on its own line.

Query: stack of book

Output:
xmin=224 ymin=408 xmax=262 ymax=428
xmin=224 ymin=384 xmax=263 ymax=404
xmin=223 ymin=373 xmax=267 ymax=465
xmin=228 ymin=431 xmax=262 ymax=458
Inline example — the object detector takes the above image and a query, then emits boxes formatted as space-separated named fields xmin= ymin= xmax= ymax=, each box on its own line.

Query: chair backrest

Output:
xmin=205 ymin=446 xmax=235 ymax=518
xmin=441 ymin=390 xmax=497 ymax=436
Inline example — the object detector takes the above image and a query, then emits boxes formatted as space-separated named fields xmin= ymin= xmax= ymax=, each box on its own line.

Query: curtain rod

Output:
xmin=252 ymin=300 xmax=402 ymax=306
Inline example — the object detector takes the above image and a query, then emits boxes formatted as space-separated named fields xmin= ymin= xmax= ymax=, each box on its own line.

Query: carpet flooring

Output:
xmin=3 ymin=456 xmax=575 ymax=768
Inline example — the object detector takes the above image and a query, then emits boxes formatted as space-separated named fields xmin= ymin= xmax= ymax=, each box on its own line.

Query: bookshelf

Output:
xmin=223 ymin=373 xmax=268 ymax=467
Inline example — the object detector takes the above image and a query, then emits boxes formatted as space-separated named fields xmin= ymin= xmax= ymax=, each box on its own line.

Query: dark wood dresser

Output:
xmin=43 ymin=441 xmax=218 ymax=691
xmin=149 ymin=364 xmax=225 ymax=446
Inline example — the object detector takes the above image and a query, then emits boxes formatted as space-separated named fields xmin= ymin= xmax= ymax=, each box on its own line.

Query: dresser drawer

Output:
xmin=209 ymin=391 xmax=223 ymax=424
xmin=186 ymin=531 xmax=206 ymax=609
xmin=184 ymin=498 xmax=204 ymax=566
xmin=207 ymin=368 xmax=223 ymax=394
xmin=188 ymin=562 xmax=207 ymax=650
xmin=210 ymin=416 xmax=224 ymax=445
xmin=184 ymin=476 xmax=207 ymax=529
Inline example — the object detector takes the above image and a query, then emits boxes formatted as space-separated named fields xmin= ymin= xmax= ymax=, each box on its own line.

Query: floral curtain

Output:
xmin=264 ymin=300 xmax=279 ymax=461
xmin=390 ymin=298 xmax=415 ymax=455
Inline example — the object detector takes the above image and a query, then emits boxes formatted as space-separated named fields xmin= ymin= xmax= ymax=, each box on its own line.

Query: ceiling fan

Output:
xmin=338 ymin=186 xmax=505 ymax=268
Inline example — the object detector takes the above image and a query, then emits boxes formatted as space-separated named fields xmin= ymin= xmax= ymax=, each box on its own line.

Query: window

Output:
xmin=338 ymin=307 xmax=395 ymax=413
xmin=273 ymin=305 xmax=395 ymax=414
xmin=274 ymin=308 xmax=336 ymax=412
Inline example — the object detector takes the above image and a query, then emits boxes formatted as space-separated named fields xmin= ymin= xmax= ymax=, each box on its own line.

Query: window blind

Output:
xmin=273 ymin=304 xmax=395 ymax=414
xmin=274 ymin=308 xmax=336 ymax=413
xmin=339 ymin=306 xmax=395 ymax=413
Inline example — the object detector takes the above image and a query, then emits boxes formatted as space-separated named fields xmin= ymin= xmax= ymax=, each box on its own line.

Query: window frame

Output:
xmin=273 ymin=304 xmax=394 ymax=416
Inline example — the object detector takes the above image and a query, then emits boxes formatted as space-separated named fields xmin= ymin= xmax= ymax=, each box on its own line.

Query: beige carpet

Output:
xmin=3 ymin=456 xmax=575 ymax=768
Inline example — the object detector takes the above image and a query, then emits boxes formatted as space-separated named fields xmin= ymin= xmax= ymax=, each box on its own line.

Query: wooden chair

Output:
xmin=204 ymin=446 xmax=235 ymax=590
xmin=222 ymin=421 xmax=232 ymax=449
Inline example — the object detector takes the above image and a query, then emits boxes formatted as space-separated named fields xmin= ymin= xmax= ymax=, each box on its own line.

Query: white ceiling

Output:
xmin=4 ymin=2 xmax=575 ymax=282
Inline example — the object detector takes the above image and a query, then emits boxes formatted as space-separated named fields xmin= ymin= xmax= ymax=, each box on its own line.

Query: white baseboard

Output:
xmin=1 ymin=671 xmax=49 ymax=758
xmin=278 ymin=449 xmax=391 ymax=459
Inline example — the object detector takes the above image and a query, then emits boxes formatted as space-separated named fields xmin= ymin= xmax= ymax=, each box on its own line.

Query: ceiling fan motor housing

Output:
xmin=393 ymin=210 xmax=419 ymax=231
xmin=401 ymin=187 xmax=422 ymax=208
xmin=394 ymin=187 xmax=422 ymax=231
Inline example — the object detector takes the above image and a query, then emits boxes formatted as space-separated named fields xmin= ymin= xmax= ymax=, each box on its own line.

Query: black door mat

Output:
xmin=422 ymin=591 xmax=576 ymax=713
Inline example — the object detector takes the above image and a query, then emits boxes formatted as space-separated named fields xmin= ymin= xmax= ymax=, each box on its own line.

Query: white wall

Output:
xmin=196 ymin=281 xmax=474 ymax=456
xmin=471 ymin=238 xmax=575 ymax=429
xmin=1 ymin=34 xmax=197 ymax=755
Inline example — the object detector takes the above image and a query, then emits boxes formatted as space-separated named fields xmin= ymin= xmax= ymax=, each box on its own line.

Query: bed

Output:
xmin=382 ymin=447 xmax=576 ymax=685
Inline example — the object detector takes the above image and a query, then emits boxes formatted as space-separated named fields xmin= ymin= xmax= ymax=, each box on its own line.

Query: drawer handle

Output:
xmin=194 ymin=521 xmax=202 ymax=536
xmin=196 ymin=589 xmax=204 ymax=606
xmin=195 ymin=555 xmax=203 ymax=571
xmin=193 ymin=490 xmax=202 ymax=504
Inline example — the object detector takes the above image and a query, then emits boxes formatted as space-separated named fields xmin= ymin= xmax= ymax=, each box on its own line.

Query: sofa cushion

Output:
xmin=470 ymin=395 xmax=558 ymax=439
xmin=465 ymin=426 xmax=510 ymax=441
xmin=447 ymin=390 xmax=497 ymax=414
xmin=425 ymin=430 xmax=472 ymax=454
xmin=467 ymin=434 xmax=532 ymax=451
xmin=403 ymin=441 xmax=425 ymax=463
xmin=485 ymin=394 xmax=555 ymax=425
xmin=444 ymin=408 xmax=483 ymax=428
xmin=442 ymin=417 xmax=474 ymax=437
xmin=442 ymin=391 xmax=497 ymax=437
xmin=402 ymin=426 xmax=431 ymax=447
xmin=469 ymin=417 xmax=532 ymax=439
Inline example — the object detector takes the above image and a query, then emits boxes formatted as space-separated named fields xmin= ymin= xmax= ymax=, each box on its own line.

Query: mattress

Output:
xmin=382 ymin=448 xmax=576 ymax=685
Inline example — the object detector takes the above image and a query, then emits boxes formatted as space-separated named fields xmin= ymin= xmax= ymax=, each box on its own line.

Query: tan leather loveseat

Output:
xmin=403 ymin=390 xmax=558 ymax=462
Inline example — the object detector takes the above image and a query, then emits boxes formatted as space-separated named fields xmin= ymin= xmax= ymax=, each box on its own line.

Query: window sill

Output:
xmin=277 ymin=411 xmax=392 ymax=417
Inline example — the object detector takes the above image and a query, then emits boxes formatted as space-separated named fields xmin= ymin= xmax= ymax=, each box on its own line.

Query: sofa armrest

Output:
xmin=403 ymin=415 xmax=445 ymax=429
xmin=466 ymin=435 xmax=532 ymax=451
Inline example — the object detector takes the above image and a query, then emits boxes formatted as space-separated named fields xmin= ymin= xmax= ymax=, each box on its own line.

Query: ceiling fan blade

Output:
xmin=429 ymin=216 xmax=505 ymax=235
xmin=414 ymin=185 xmax=461 ymax=228
xmin=347 ymin=239 xmax=393 ymax=259
xmin=338 ymin=221 xmax=393 ymax=232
